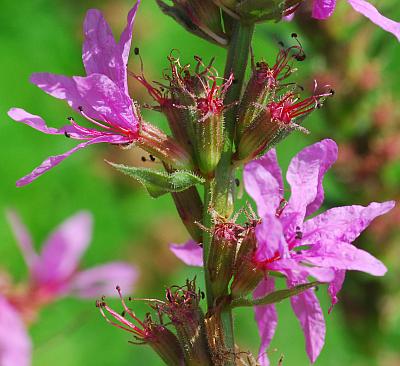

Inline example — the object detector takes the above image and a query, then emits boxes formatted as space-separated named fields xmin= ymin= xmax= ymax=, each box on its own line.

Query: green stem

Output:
xmin=202 ymin=20 xmax=255 ymax=366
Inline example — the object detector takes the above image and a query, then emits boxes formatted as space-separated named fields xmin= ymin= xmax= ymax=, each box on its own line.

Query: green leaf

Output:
xmin=107 ymin=162 xmax=205 ymax=198
xmin=231 ymin=281 xmax=320 ymax=308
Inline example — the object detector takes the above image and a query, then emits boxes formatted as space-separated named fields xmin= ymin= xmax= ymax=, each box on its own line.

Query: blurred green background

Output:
xmin=0 ymin=0 xmax=399 ymax=365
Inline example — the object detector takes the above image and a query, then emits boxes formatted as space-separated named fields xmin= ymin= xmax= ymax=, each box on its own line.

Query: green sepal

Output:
xmin=231 ymin=281 xmax=320 ymax=308
xmin=108 ymin=162 xmax=205 ymax=198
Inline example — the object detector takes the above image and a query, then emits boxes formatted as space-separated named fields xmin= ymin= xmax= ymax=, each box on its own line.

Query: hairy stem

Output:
xmin=203 ymin=20 xmax=255 ymax=366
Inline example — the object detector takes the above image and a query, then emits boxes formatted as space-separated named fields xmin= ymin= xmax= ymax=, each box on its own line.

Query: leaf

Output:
xmin=231 ymin=281 xmax=320 ymax=308
xmin=107 ymin=162 xmax=204 ymax=198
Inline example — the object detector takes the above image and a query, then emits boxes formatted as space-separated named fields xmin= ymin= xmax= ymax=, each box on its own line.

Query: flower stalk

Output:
xmin=202 ymin=20 xmax=255 ymax=366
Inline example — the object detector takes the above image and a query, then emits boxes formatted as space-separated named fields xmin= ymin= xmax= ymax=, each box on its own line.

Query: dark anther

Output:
xmin=141 ymin=156 xmax=146 ymax=162
xmin=235 ymin=178 xmax=240 ymax=187
xmin=78 ymin=106 xmax=83 ymax=111
xmin=291 ymin=32 xmax=298 ymax=38
xmin=67 ymin=117 xmax=73 ymax=121
xmin=149 ymin=154 xmax=156 ymax=162
xmin=200 ymin=291 xmax=205 ymax=300
xmin=128 ymin=297 xmax=132 ymax=301
xmin=64 ymin=131 xmax=71 ymax=138
xmin=295 ymin=226 xmax=303 ymax=240
xmin=316 ymin=103 xmax=323 ymax=109
xmin=329 ymin=89 xmax=335 ymax=95
xmin=294 ymin=53 xmax=306 ymax=62
xmin=134 ymin=47 xmax=140 ymax=55
xmin=116 ymin=285 xmax=121 ymax=291
xmin=121 ymin=310 xmax=126 ymax=317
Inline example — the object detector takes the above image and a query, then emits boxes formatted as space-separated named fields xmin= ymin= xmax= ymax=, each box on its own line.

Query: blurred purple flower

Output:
xmin=312 ymin=0 xmax=400 ymax=41
xmin=170 ymin=139 xmax=394 ymax=364
xmin=0 ymin=295 xmax=31 ymax=366
xmin=244 ymin=139 xmax=394 ymax=364
xmin=6 ymin=210 xmax=137 ymax=300
xmin=8 ymin=1 xmax=141 ymax=186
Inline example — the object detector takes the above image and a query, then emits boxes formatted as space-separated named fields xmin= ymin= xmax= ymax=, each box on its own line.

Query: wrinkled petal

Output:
xmin=30 ymin=73 xmax=103 ymax=121
xmin=16 ymin=135 xmax=128 ymax=187
xmin=288 ymin=274 xmax=325 ymax=363
xmin=169 ymin=240 xmax=203 ymax=267
xmin=303 ymin=201 xmax=395 ymax=244
xmin=32 ymin=212 xmax=92 ymax=291
xmin=0 ymin=295 xmax=31 ymax=366
xmin=82 ymin=2 xmax=140 ymax=92
xmin=73 ymin=74 xmax=138 ymax=133
xmin=5 ymin=210 xmax=38 ymax=270
xmin=286 ymin=139 xmax=338 ymax=219
xmin=255 ymin=214 xmax=288 ymax=263
xmin=347 ymin=0 xmax=400 ymax=41
xmin=69 ymin=262 xmax=138 ymax=298
xmin=254 ymin=277 xmax=277 ymax=366
xmin=8 ymin=108 xmax=85 ymax=139
xmin=244 ymin=149 xmax=284 ymax=216
xmin=328 ymin=270 xmax=345 ymax=312
xmin=269 ymin=259 xmax=335 ymax=283
xmin=312 ymin=0 xmax=336 ymax=19
xmin=302 ymin=241 xmax=387 ymax=276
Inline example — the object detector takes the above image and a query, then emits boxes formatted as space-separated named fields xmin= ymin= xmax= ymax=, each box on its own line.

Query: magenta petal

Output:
xmin=244 ymin=149 xmax=284 ymax=217
xmin=6 ymin=210 xmax=38 ymax=270
xmin=16 ymin=135 xmax=127 ymax=186
xmin=70 ymin=262 xmax=138 ymax=298
xmin=8 ymin=108 xmax=84 ymax=139
xmin=288 ymin=275 xmax=325 ymax=363
xmin=328 ymin=270 xmax=345 ymax=312
xmin=32 ymin=212 xmax=92 ymax=290
xmin=270 ymin=259 xmax=334 ymax=282
xmin=169 ymin=240 xmax=203 ymax=267
xmin=303 ymin=241 xmax=387 ymax=276
xmin=8 ymin=108 xmax=62 ymax=135
xmin=83 ymin=10 xmax=125 ymax=91
xmin=312 ymin=0 xmax=336 ymax=19
xmin=30 ymin=73 xmax=102 ymax=121
xmin=286 ymin=139 xmax=338 ymax=219
xmin=73 ymin=74 xmax=138 ymax=133
xmin=118 ymin=1 xmax=141 ymax=70
xmin=254 ymin=277 xmax=278 ymax=366
xmin=0 ymin=296 xmax=31 ymax=366
xmin=347 ymin=0 xmax=400 ymax=41
xmin=255 ymin=214 xmax=288 ymax=262
xmin=303 ymin=201 xmax=395 ymax=243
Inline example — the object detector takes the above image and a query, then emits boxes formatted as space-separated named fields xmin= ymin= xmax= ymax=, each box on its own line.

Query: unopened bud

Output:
xmin=214 ymin=0 xmax=303 ymax=23
xmin=156 ymin=0 xmax=228 ymax=46
xmin=230 ymin=226 xmax=263 ymax=298
xmin=208 ymin=221 xmax=242 ymax=297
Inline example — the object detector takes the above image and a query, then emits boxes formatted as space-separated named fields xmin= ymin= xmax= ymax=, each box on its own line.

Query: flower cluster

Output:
xmin=171 ymin=139 xmax=394 ymax=364
xmin=6 ymin=1 xmax=398 ymax=365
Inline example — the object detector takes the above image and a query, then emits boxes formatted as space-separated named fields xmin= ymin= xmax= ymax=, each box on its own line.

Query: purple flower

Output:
xmin=6 ymin=210 xmax=137 ymax=300
xmin=244 ymin=139 xmax=394 ymax=364
xmin=0 ymin=295 xmax=31 ymax=366
xmin=311 ymin=0 xmax=400 ymax=41
xmin=8 ymin=2 xmax=141 ymax=186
